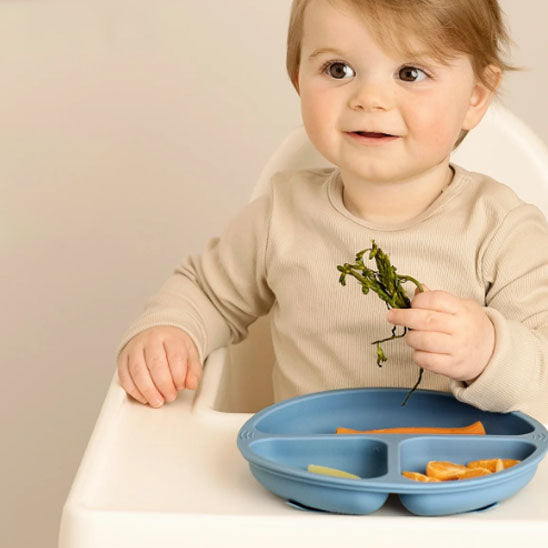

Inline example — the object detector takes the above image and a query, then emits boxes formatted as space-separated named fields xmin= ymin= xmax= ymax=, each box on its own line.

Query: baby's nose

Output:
xmin=348 ymin=78 xmax=393 ymax=112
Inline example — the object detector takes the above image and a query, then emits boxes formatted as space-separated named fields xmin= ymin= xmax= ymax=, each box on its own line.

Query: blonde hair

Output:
xmin=286 ymin=0 xmax=519 ymax=146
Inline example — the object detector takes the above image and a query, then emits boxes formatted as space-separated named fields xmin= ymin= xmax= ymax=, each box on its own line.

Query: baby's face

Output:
xmin=297 ymin=0 xmax=491 ymax=183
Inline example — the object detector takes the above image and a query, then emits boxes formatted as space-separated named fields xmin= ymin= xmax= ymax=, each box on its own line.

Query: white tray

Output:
xmin=59 ymin=348 xmax=548 ymax=548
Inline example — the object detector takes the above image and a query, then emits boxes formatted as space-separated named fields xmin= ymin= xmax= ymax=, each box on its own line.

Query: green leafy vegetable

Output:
xmin=337 ymin=240 xmax=424 ymax=406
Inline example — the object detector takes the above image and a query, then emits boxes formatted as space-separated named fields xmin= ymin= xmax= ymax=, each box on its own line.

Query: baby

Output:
xmin=117 ymin=0 xmax=548 ymax=417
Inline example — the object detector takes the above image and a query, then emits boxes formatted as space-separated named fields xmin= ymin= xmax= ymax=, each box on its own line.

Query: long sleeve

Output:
xmin=450 ymin=203 xmax=548 ymax=416
xmin=117 ymin=190 xmax=275 ymax=363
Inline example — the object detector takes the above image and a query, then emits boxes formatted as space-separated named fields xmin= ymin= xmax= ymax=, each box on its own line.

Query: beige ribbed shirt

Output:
xmin=119 ymin=164 xmax=548 ymax=418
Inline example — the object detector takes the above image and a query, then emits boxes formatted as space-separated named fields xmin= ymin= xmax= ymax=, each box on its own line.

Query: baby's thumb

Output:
xmin=185 ymin=343 xmax=203 ymax=390
xmin=415 ymin=283 xmax=430 ymax=294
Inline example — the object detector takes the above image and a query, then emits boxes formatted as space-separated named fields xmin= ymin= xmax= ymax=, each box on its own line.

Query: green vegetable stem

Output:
xmin=337 ymin=240 xmax=424 ymax=406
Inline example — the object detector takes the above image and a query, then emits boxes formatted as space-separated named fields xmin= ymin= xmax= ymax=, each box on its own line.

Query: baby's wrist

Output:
xmin=462 ymin=350 xmax=491 ymax=386
xmin=462 ymin=355 xmax=490 ymax=386
xmin=462 ymin=314 xmax=495 ymax=386
xmin=463 ymin=374 xmax=480 ymax=387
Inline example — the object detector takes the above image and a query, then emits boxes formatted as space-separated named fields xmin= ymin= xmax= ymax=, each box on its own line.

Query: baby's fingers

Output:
xmin=163 ymin=339 xmax=189 ymax=391
xmin=411 ymin=287 xmax=461 ymax=314
xmin=117 ymin=351 xmax=147 ymax=405
xmin=405 ymin=330 xmax=454 ymax=355
xmin=127 ymin=347 xmax=165 ymax=407
xmin=387 ymin=308 xmax=456 ymax=334
xmin=412 ymin=350 xmax=454 ymax=376
xmin=143 ymin=344 xmax=178 ymax=404
xmin=185 ymin=340 xmax=202 ymax=390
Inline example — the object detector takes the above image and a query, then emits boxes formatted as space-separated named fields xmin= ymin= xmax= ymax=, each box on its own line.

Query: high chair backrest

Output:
xmin=221 ymin=102 xmax=548 ymax=413
xmin=250 ymin=101 xmax=548 ymax=217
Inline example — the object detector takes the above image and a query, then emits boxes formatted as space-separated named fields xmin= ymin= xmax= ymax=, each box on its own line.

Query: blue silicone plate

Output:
xmin=237 ymin=388 xmax=548 ymax=516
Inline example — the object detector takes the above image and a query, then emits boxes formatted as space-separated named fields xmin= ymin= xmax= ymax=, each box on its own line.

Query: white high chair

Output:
xmin=59 ymin=102 xmax=548 ymax=548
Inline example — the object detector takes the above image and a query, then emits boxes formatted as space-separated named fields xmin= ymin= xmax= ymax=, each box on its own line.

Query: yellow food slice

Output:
xmin=307 ymin=464 xmax=361 ymax=479
xmin=402 ymin=471 xmax=441 ymax=482
xmin=467 ymin=458 xmax=520 ymax=473
xmin=426 ymin=461 xmax=468 ymax=481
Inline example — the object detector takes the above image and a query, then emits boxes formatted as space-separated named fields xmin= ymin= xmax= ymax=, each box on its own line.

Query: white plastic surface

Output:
xmin=59 ymin=348 xmax=548 ymax=548
xmin=60 ymin=103 xmax=548 ymax=546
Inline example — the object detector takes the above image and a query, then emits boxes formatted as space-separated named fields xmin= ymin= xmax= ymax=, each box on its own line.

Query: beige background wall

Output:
xmin=1 ymin=1 xmax=546 ymax=547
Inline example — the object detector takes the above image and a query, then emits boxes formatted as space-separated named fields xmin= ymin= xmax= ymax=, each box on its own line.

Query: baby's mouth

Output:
xmin=352 ymin=131 xmax=396 ymax=138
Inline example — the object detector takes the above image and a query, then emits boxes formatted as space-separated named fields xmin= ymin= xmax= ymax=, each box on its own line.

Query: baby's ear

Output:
xmin=462 ymin=64 xmax=502 ymax=131
xmin=483 ymin=64 xmax=503 ymax=93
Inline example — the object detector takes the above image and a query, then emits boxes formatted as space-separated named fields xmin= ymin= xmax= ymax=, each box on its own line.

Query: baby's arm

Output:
xmin=391 ymin=203 xmax=548 ymax=416
xmin=117 ymin=189 xmax=275 ymax=406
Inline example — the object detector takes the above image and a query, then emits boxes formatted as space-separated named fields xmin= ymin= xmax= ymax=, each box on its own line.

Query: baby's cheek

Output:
xmin=300 ymin=98 xmax=337 ymax=159
xmin=408 ymin=100 xmax=462 ymax=150
xmin=301 ymin=98 xmax=323 ymax=139
xmin=421 ymin=114 xmax=459 ymax=150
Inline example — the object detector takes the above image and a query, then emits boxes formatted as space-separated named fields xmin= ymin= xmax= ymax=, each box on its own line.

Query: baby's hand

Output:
xmin=386 ymin=286 xmax=495 ymax=384
xmin=117 ymin=326 xmax=202 ymax=408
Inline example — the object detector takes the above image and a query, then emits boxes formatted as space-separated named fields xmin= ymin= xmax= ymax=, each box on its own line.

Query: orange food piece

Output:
xmin=467 ymin=458 xmax=520 ymax=473
xmin=426 ymin=461 xmax=468 ymax=481
xmin=336 ymin=421 xmax=486 ymax=435
xmin=404 ymin=457 xmax=521 ymax=483
xmin=460 ymin=467 xmax=492 ymax=479
xmin=402 ymin=471 xmax=441 ymax=482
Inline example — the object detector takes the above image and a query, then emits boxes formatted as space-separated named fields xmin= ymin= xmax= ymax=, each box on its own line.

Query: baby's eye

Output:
xmin=323 ymin=61 xmax=356 ymax=80
xmin=398 ymin=66 xmax=429 ymax=82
